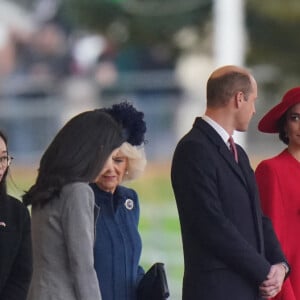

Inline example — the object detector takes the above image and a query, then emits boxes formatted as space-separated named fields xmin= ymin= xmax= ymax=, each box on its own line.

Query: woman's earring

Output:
xmin=125 ymin=170 xmax=129 ymax=175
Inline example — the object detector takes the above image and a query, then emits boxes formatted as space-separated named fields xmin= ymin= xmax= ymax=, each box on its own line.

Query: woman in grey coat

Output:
xmin=23 ymin=110 xmax=124 ymax=300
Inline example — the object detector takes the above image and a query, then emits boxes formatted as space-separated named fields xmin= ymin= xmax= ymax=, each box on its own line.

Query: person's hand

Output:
xmin=259 ymin=263 xmax=286 ymax=299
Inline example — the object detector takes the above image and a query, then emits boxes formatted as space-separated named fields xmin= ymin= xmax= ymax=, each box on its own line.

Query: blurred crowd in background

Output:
xmin=0 ymin=0 xmax=297 ymax=165
xmin=0 ymin=0 xmax=191 ymax=164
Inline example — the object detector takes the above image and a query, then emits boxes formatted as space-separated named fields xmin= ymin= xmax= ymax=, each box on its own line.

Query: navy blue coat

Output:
xmin=90 ymin=184 xmax=144 ymax=300
xmin=171 ymin=118 xmax=287 ymax=300
xmin=0 ymin=195 xmax=32 ymax=300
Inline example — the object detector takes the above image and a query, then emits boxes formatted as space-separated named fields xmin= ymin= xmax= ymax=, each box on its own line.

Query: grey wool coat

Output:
xmin=27 ymin=182 xmax=102 ymax=300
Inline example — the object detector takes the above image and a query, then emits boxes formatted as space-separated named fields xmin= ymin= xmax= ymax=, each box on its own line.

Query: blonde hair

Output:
xmin=119 ymin=142 xmax=147 ymax=181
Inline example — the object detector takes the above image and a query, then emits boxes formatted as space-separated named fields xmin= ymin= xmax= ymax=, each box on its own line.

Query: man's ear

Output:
xmin=235 ymin=91 xmax=244 ymax=108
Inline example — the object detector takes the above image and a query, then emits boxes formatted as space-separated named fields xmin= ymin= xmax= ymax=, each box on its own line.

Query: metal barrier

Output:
xmin=0 ymin=71 xmax=183 ymax=164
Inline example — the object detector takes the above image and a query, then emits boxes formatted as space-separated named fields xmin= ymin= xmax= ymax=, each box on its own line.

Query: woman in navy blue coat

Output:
xmin=0 ymin=130 xmax=32 ymax=299
xmin=91 ymin=102 xmax=147 ymax=300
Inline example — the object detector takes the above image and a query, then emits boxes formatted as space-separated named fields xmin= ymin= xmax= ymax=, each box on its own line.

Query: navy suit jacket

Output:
xmin=171 ymin=117 xmax=287 ymax=300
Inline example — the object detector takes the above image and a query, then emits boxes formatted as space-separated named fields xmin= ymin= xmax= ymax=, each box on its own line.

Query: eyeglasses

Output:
xmin=0 ymin=156 xmax=13 ymax=168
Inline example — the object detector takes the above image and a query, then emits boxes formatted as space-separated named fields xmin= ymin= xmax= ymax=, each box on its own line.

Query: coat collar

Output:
xmin=193 ymin=117 xmax=248 ymax=188
xmin=89 ymin=184 xmax=128 ymax=205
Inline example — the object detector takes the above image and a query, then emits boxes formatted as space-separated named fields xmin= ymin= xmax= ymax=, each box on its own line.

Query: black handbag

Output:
xmin=137 ymin=262 xmax=170 ymax=300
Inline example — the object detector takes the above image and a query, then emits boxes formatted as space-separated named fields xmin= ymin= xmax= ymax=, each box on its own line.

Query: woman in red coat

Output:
xmin=255 ymin=87 xmax=300 ymax=300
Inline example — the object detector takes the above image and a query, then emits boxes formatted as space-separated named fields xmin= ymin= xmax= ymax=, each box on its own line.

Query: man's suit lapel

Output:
xmin=238 ymin=155 xmax=265 ymax=253
xmin=194 ymin=117 xmax=248 ymax=189
xmin=218 ymin=146 xmax=248 ymax=188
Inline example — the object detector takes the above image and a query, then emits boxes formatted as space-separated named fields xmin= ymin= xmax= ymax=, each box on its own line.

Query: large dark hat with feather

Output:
xmin=101 ymin=101 xmax=146 ymax=146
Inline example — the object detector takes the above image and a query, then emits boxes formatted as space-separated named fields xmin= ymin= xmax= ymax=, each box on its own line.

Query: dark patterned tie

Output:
xmin=228 ymin=136 xmax=238 ymax=163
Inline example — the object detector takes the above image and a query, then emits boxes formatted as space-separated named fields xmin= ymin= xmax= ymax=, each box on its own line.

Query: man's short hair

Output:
xmin=206 ymin=71 xmax=252 ymax=107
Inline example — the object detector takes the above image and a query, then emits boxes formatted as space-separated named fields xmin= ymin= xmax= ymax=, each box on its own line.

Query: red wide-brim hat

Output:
xmin=258 ymin=86 xmax=300 ymax=133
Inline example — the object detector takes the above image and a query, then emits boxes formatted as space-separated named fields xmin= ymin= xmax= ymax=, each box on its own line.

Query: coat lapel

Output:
xmin=238 ymin=156 xmax=264 ymax=253
xmin=194 ymin=118 xmax=248 ymax=189
xmin=218 ymin=145 xmax=248 ymax=188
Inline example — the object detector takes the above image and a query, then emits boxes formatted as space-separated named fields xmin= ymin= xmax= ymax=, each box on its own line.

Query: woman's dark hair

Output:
xmin=278 ymin=112 xmax=289 ymax=145
xmin=0 ymin=130 xmax=9 ymax=201
xmin=23 ymin=110 xmax=124 ymax=207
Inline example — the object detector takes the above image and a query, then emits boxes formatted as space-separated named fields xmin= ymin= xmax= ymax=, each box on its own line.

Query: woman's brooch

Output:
xmin=124 ymin=198 xmax=134 ymax=210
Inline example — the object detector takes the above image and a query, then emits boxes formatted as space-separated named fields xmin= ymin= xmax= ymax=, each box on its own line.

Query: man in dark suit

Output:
xmin=171 ymin=65 xmax=289 ymax=300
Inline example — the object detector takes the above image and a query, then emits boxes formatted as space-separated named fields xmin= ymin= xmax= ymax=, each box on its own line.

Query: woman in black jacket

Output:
xmin=0 ymin=130 xmax=32 ymax=299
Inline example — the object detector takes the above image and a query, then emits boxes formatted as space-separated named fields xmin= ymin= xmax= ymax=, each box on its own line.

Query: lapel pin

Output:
xmin=124 ymin=199 xmax=134 ymax=210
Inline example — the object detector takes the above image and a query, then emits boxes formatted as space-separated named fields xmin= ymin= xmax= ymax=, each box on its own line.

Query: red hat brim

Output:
xmin=258 ymin=87 xmax=300 ymax=133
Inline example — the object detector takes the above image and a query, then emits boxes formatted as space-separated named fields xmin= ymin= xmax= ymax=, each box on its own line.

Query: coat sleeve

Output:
xmin=61 ymin=183 xmax=102 ymax=300
xmin=0 ymin=205 xmax=32 ymax=300
xmin=130 ymin=189 xmax=145 ymax=283
xmin=255 ymin=161 xmax=285 ymax=243
xmin=255 ymin=161 xmax=295 ymax=300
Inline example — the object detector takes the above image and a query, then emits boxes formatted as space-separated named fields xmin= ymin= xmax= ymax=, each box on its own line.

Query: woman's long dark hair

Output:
xmin=0 ymin=130 xmax=9 ymax=201
xmin=23 ymin=110 xmax=124 ymax=207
